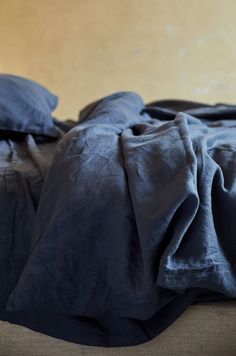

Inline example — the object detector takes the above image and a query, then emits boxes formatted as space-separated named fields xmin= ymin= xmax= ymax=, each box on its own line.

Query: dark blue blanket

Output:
xmin=1 ymin=92 xmax=236 ymax=347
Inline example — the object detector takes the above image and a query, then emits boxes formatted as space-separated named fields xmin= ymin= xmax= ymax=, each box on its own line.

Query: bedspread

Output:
xmin=1 ymin=92 xmax=236 ymax=347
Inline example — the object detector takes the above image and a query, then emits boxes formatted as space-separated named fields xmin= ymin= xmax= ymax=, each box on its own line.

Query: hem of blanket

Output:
xmin=1 ymin=287 xmax=200 ymax=347
xmin=157 ymin=262 xmax=236 ymax=298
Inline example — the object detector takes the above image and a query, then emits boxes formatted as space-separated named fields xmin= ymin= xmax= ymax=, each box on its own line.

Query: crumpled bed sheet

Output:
xmin=1 ymin=92 xmax=236 ymax=347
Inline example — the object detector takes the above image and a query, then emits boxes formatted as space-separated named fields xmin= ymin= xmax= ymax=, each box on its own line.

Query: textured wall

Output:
xmin=0 ymin=0 xmax=236 ymax=120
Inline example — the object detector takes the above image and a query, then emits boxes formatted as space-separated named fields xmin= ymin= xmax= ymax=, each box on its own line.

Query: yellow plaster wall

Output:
xmin=0 ymin=0 xmax=236 ymax=120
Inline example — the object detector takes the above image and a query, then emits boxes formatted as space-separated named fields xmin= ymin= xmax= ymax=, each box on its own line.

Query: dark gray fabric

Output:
xmin=0 ymin=92 xmax=236 ymax=347
xmin=0 ymin=74 xmax=59 ymax=137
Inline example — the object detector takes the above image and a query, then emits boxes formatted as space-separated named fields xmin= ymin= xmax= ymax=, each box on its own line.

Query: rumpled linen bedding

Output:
xmin=1 ymin=92 xmax=236 ymax=347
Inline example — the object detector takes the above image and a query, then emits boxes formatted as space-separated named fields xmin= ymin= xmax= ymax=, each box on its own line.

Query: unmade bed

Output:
xmin=0 ymin=74 xmax=236 ymax=354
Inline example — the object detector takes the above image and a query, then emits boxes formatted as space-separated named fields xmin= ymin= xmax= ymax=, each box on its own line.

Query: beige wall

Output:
xmin=0 ymin=0 xmax=236 ymax=120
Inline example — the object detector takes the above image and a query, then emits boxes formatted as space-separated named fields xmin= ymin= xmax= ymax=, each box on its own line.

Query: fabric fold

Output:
xmin=2 ymin=91 xmax=236 ymax=347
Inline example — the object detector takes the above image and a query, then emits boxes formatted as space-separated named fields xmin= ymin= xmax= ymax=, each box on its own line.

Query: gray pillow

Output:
xmin=0 ymin=74 xmax=59 ymax=137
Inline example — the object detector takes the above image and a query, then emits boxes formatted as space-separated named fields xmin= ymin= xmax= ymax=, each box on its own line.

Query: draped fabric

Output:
xmin=1 ymin=92 xmax=236 ymax=347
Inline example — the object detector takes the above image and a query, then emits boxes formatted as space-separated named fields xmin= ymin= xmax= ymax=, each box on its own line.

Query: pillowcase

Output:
xmin=0 ymin=74 xmax=59 ymax=137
